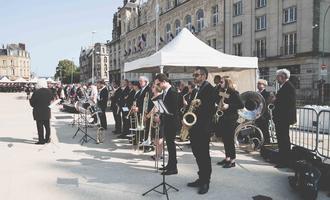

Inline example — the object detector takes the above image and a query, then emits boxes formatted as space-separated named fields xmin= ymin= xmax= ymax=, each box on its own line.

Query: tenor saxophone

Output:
xmin=180 ymin=94 xmax=201 ymax=141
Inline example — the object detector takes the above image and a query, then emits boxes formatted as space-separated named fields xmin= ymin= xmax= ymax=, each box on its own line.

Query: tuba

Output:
xmin=180 ymin=94 xmax=201 ymax=141
xmin=234 ymin=91 xmax=266 ymax=150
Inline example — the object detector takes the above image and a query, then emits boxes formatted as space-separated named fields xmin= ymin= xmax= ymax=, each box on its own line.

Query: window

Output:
xmin=233 ymin=22 xmax=242 ymax=36
xmin=196 ymin=9 xmax=204 ymax=32
xmin=233 ymin=43 xmax=242 ymax=56
xmin=256 ymin=15 xmax=266 ymax=31
xmin=104 ymin=56 xmax=108 ymax=63
xmin=185 ymin=15 xmax=192 ymax=31
xmin=166 ymin=24 xmax=172 ymax=42
xmin=283 ymin=6 xmax=297 ymax=24
xmin=284 ymin=32 xmax=297 ymax=55
xmin=256 ymin=39 xmax=266 ymax=58
xmin=212 ymin=38 xmax=217 ymax=49
xmin=256 ymin=0 xmax=266 ymax=8
xmin=102 ymin=48 xmax=105 ymax=53
xmin=175 ymin=19 xmax=181 ymax=35
xmin=259 ymin=67 xmax=270 ymax=83
xmin=212 ymin=5 xmax=219 ymax=26
xmin=233 ymin=1 xmax=243 ymax=16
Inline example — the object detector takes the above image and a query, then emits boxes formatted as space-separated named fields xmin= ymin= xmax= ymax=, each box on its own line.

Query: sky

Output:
xmin=0 ymin=0 xmax=123 ymax=77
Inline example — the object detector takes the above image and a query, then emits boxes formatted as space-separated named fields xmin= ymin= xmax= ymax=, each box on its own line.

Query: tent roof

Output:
xmin=124 ymin=28 xmax=258 ymax=73
xmin=14 ymin=77 xmax=27 ymax=82
xmin=30 ymin=77 xmax=38 ymax=83
xmin=0 ymin=77 xmax=11 ymax=82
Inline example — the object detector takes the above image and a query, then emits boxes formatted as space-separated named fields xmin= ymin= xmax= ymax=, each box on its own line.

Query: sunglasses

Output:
xmin=193 ymin=73 xmax=202 ymax=78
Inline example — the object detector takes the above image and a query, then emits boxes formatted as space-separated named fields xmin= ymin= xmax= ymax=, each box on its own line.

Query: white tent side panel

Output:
xmin=208 ymin=69 xmax=257 ymax=93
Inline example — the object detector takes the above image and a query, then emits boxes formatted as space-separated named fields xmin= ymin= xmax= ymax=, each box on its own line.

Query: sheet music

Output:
xmin=152 ymin=99 xmax=171 ymax=115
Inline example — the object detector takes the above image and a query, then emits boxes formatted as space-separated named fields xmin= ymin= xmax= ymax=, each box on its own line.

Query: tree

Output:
xmin=54 ymin=59 xmax=80 ymax=84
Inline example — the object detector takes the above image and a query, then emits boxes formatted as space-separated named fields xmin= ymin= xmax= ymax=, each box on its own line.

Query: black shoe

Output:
xmin=158 ymin=165 xmax=168 ymax=171
xmin=117 ymin=134 xmax=128 ymax=139
xmin=198 ymin=183 xmax=209 ymax=195
xmin=187 ymin=179 xmax=201 ymax=187
xmin=217 ymin=159 xmax=229 ymax=166
xmin=161 ymin=169 xmax=178 ymax=175
xmin=223 ymin=162 xmax=236 ymax=168
xmin=35 ymin=141 xmax=45 ymax=145
xmin=274 ymin=164 xmax=289 ymax=168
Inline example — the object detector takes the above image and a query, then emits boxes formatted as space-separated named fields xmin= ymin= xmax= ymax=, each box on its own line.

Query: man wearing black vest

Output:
xmin=154 ymin=73 xmax=179 ymax=176
xmin=110 ymin=81 xmax=122 ymax=134
xmin=187 ymin=67 xmax=216 ymax=194
xmin=273 ymin=69 xmax=296 ymax=168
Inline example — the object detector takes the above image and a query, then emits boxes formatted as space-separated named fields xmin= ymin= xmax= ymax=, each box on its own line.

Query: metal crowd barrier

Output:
xmin=317 ymin=110 xmax=330 ymax=159
xmin=289 ymin=107 xmax=330 ymax=159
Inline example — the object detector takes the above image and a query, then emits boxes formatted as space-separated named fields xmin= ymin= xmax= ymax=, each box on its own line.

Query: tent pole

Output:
xmin=160 ymin=66 xmax=164 ymax=73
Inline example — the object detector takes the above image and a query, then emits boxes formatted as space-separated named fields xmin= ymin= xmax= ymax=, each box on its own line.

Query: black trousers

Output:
xmin=99 ymin=109 xmax=107 ymax=129
xmin=36 ymin=120 xmax=50 ymax=142
xmin=275 ymin=121 xmax=291 ymax=164
xmin=256 ymin=117 xmax=270 ymax=144
xmin=220 ymin=118 xmax=236 ymax=160
xmin=122 ymin=111 xmax=130 ymax=135
xmin=165 ymin=131 xmax=177 ymax=169
xmin=113 ymin=111 xmax=122 ymax=133
xmin=190 ymin=134 xmax=211 ymax=184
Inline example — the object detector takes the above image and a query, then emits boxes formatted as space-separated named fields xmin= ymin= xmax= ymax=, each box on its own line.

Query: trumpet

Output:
xmin=180 ymin=94 xmax=201 ymax=141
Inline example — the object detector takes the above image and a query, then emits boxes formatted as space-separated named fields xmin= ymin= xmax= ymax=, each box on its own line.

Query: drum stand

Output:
xmin=142 ymin=128 xmax=179 ymax=200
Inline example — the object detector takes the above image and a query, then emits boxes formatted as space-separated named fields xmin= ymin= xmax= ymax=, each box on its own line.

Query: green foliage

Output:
xmin=54 ymin=59 xmax=80 ymax=84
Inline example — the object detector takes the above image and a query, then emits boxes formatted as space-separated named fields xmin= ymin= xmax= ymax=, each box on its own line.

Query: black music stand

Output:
xmin=142 ymin=99 xmax=179 ymax=200
xmin=73 ymin=108 xmax=96 ymax=145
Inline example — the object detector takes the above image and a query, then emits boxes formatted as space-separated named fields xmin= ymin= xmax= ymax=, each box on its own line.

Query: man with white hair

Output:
xmin=273 ymin=69 xmax=296 ymax=168
xmin=29 ymin=79 xmax=53 ymax=144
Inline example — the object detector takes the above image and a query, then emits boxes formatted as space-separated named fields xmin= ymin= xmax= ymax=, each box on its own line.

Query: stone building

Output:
xmin=108 ymin=0 xmax=224 ymax=82
xmin=108 ymin=0 xmax=330 ymax=102
xmin=224 ymin=0 xmax=330 ymax=103
xmin=79 ymin=43 xmax=110 ymax=83
xmin=0 ymin=43 xmax=31 ymax=81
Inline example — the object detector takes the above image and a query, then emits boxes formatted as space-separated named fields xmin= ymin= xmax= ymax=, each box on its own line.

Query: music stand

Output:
xmin=142 ymin=99 xmax=179 ymax=200
xmin=72 ymin=108 xmax=96 ymax=145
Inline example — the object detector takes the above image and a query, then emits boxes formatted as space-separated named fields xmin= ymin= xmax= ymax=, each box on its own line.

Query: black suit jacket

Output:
xmin=110 ymin=88 xmax=122 ymax=113
xmin=220 ymin=88 xmax=244 ymax=120
xmin=97 ymin=87 xmax=109 ymax=111
xmin=190 ymin=81 xmax=216 ymax=136
xmin=273 ymin=81 xmax=296 ymax=125
xmin=119 ymin=86 xmax=130 ymax=107
xmin=30 ymin=88 xmax=53 ymax=120
xmin=162 ymin=86 xmax=179 ymax=136
xmin=126 ymin=89 xmax=136 ymax=108
xmin=259 ymin=89 xmax=271 ymax=120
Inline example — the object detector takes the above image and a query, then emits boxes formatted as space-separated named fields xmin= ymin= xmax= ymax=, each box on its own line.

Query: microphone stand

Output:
xmin=142 ymin=112 xmax=179 ymax=200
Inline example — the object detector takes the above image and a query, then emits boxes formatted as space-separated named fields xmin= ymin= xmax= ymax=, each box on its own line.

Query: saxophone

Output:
xmin=180 ymin=94 xmax=201 ymax=141
xmin=214 ymin=89 xmax=228 ymax=123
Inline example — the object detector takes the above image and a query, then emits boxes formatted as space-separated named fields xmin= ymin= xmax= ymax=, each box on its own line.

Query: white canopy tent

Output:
xmin=14 ymin=77 xmax=27 ymax=83
xmin=0 ymin=77 xmax=11 ymax=82
xmin=29 ymin=77 xmax=38 ymax=83
xmin=124 ymin=28 xmax=259 ymax=92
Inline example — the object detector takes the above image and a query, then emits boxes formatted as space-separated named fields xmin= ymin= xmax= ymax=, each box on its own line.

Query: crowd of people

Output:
xmin=27 ymin=67 xmax=296 ymax=195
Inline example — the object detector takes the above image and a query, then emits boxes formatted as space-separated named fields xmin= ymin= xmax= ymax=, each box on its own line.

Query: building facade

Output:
xmin=108 ymin=0 xmax=330 ymax=102
xmin=108 ymin=0 xmax=224 ymax=82
xmin=224 ymin=0 xmax=330 ymax=102
xmin=0 ymin=43 xmax=31 ymax=81
xmin=79 ymin=43 xmax=110 ymax=83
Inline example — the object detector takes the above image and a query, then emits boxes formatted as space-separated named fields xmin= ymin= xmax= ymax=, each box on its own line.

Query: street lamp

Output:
xmin=91 ymin=31 xmax=96 ymax=83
